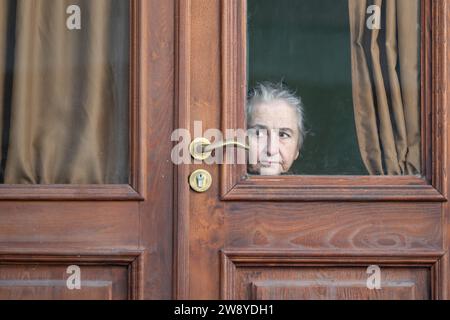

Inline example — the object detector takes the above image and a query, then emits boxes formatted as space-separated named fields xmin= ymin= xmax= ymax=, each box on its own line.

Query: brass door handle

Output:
xmin=189 ymin=137 xmax=249 ymax=160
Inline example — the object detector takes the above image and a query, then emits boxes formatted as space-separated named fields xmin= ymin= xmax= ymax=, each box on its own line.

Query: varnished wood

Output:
xmin=442 ymin=0 xmax=450 ymax=301
xmin=0 ymin=249 xmax=144 ymax=300
xmin=221 ymin=250 xmax=445 ymax=300
xmin=1 ymin=0 xmax=450 ymax=301
xmin=221 ymin=249 xmax=443 ymax=300
xmin=223 ymin=176 xmax=446 ymax=202
xmin=430 ymin=0 xmax=448 ymax=197
xmin=0 ymin=0 xmax=172 ymax=300
xmin=173 ymin=0 xmax=192 ymax=300
xmin=175 ymin=0 xmax=450 ymax=300
xmin=224 ymin=202 xmax=443 ymax=251
xmin=140 ymin=0 xmax=176 ymax=299
xmin=220 ymin=0 xmax=448 ymax=202
xmin=0 ymin=184 xmax=143 ymax=201
xmin=130 ymin=0 xmax=148 ymax=200
xmin=174 ymin=0 xmax=224 ymax=299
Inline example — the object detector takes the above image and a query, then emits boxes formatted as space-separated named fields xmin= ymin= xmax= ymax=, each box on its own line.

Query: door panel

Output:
xmin=225 ymin=203 xmax=442 ymax=250
xmin=0 ymin=251 xmax=142 ymax=300
xmin=220 ymin=250 xmax=442 ymax=300
xmin=250 ymin=278 xmax=426 ymax=300
xmin=222 ymin=252 xmax=437 ymax=300
xmin=0 ymin=202 xmax=139 ymax=247
xmin=0 ymin=0 xmax=174 ymax=300
xmin=174 ymin=0 xmax=449 ymax=300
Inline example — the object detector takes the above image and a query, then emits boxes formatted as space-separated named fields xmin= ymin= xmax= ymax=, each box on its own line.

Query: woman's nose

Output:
xmin=266 ymin=134 xmax=280 ymax=156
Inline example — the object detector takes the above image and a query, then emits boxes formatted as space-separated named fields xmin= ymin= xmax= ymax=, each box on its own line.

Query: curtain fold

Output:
xmin=348 ymin=0 xmax=420 ymax=175
xmin=0 ymin=0 xmax=129 ymax=184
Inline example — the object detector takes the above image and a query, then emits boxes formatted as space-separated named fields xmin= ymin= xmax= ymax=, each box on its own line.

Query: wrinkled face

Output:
xmin=247 ymin=100 xmax=301 ymax=176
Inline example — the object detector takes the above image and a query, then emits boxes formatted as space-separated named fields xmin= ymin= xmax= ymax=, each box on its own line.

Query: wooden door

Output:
xmin=174 ymin=0 xmax=450 ymax=300
xmin=0 ymin=0 xmax=175 ymax=300
xmin=1 ymin=0 xmax=449 ymax=301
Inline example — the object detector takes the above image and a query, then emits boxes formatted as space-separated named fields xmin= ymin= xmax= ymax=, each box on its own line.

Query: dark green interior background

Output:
xmin=247 ymin=0 xmax=368 ymax=175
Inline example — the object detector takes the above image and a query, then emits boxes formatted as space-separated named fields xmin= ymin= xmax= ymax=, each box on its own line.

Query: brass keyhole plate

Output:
xmin=189 ymin=169 xmax=212 ymax=193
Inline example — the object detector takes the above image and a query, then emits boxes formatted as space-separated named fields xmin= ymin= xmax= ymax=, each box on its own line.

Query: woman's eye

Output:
xmin=279 ymin=132 xmax=291 ymax=138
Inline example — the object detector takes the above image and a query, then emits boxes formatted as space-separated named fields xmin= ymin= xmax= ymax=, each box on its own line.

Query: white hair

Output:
xmin=246 ymin=82 xmax=305 ymax=150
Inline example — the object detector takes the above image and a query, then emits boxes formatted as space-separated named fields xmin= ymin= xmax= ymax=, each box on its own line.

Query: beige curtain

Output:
xmin=0 ymin=0 xmax=129 ymax=184
xmin=348 ymin=0 xmax=421 ymax=175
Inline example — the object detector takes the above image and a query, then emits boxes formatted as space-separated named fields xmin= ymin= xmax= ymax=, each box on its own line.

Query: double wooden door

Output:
xmin=0 ymin=0 xmax=449 ymax=300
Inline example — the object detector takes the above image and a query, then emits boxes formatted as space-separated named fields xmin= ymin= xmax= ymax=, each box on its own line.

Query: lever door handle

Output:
xmin=189 ymin=137 xmax=249 ymax=160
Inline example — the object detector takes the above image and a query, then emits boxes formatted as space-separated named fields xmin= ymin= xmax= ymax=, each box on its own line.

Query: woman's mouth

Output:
xmin=260 ymin=161 xmax=280 ymax=167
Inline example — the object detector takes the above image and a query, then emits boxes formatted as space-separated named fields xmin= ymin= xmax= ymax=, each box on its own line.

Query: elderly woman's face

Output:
xmin=247 ymin=100 xmax=300 ymax=176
